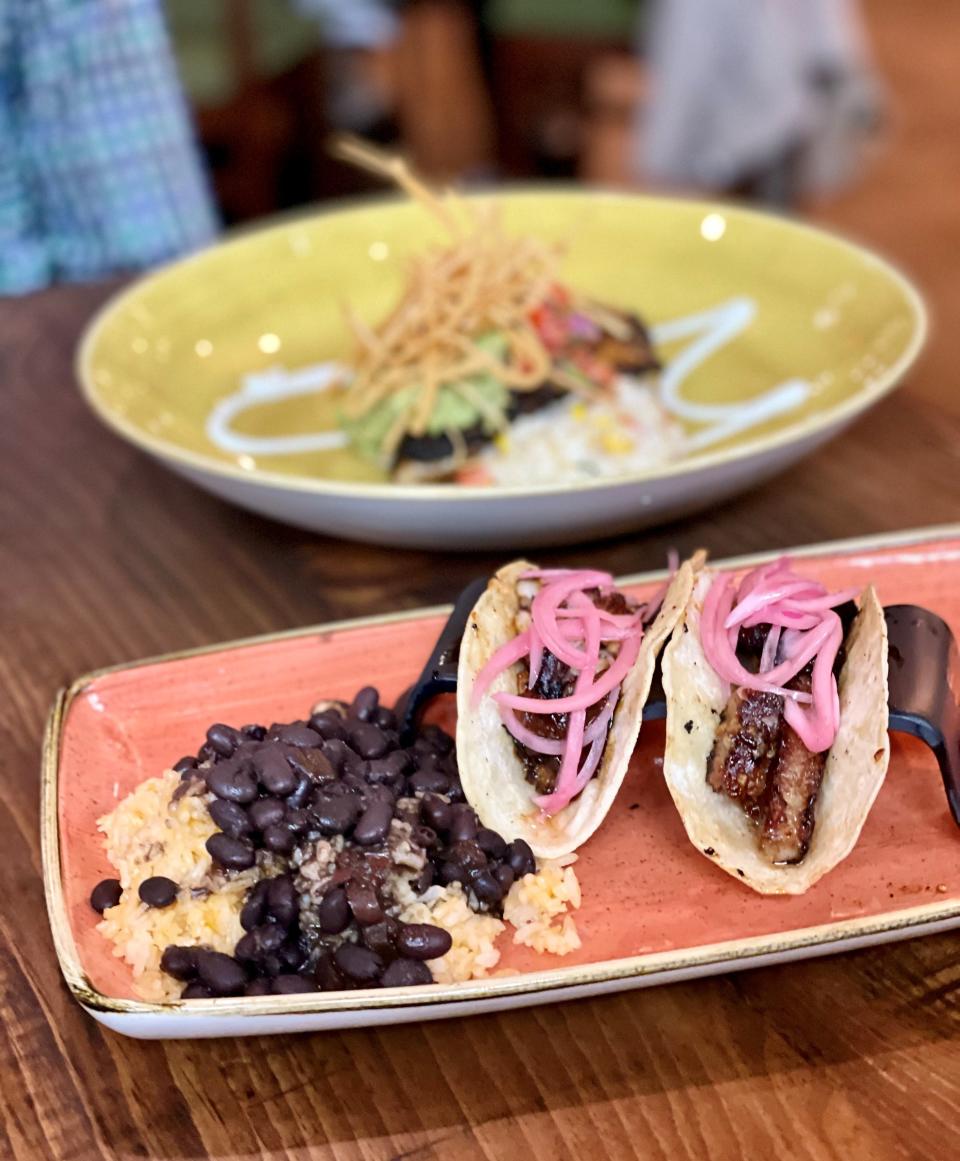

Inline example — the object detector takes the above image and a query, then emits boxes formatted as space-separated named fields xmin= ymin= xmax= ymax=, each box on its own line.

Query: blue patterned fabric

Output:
xmin=0 ymin=0 xmax=217 ymax=294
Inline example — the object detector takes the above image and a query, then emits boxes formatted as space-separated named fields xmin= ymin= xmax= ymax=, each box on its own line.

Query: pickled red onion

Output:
xmin=470 ymin=569 xmax=645 ymax=814
xmin=495 ymin=633 xmax=641 ymax=715
xmin=471 ymin=630 xmax=531 ymax=708
xmin=700 ymin=559 xmax=854 ymax=752
xmin=497 ymin=691 xmax=619 ymax=755
xmin=534 ymin=730 xmax=606 ymax=812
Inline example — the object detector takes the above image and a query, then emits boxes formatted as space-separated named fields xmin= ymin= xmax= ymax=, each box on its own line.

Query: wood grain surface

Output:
xmin=3 ymin=6 xmax=960 ymax=1156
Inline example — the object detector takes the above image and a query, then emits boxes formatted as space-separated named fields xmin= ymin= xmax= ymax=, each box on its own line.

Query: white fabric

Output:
xmin=639 ymin=0 xmax=882 ymax=196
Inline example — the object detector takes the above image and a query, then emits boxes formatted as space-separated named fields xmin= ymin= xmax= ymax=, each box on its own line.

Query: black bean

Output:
xmin=244 ymin=978 xmax=272 ymax=996
xmin=410 ymin=824 xmax=438 ymax=850
xmin=277 ymin=939 xmax=304 ymax=972
xmin=90 ymin=878 xmax=122 ymax=914
xmin=317 ymin=885 xmax=351 ymax=934
xmin=469 ymin=870 xmax=503 ymax=907
xmin=448 ymin=804 xmax=478 ymax=842
xmin=446 ymin=839 xmax=488 ymax=874
xmin=313 ymin=779 xmax=348 ymax=804
xmin=381 ymin=958 xmax=433 ymax=988
xmin=367 ymin=751 xmax=411 ymax=782
xmin=438 ymin=861 xmax=468 ymax=887
xmin=181 ymin=981 xmax=213 ymax=999
xmin=412 ymin=863 xmax=434 ymax=894
xmin=506 ymin=839 xmax=536 ymax=879
xmin=420 ymin=794 xmax=452 ymax=832
xmin=350 ymin=686 xmax=379 ymax=722
xmin=272 ymin=973 xmax=318 ymax=994
xmin=422 ymin=723 xmax=454 ymax=755
xmin=374 ymin=706 xmax=397 ymax=730
xmin=312 ymin=792 xmax=362 ymax=835
xmin=476 ymin=828 xmax=508 ymax=859
xmin=284 ymin=807 xmax=310 ymax=835
xmin=160 ymin=945 xmax=198 ymax=981
xmin=173 ymin=755 xmax=197 ymax=774
xmin=285 ymin=746 xmax=337 ymax=784
xmin=242 ymin=724 xmax=267 ymax=741
xmin=309 ymin=712 xmax=348 ymax=741
xmin=240 ymin=880 xmax=269 ymax=931
xmin=396 ymin=923 xmax=453 ymax=961
xmin=206 ymin=723 xmax=242 ymax=758
xmin=139 ymin=876 xmax=178 ymax=908
xmin=252 ymin=743 xmax=298 ymax=797
xmin=260 ymin=923 xmax=291 ymax=953
xmin=445 ymin=778 xmax=466 ymax=804
xmin=197 ymin=742 xmax=219 ymax=765
xmin=271 ymin=724 xmax=322 ymax=748
xmin=340 ymin=771 xmax=370 ymax=799
xmin=353 ymin=799 xmax=392 ymax=846
xmin=205 ymin=758 xmax=258 ymax=804
xmin=172 ymin=776 xmax=198 ymax=802
xmin=493 ymin=864 xmax=515 ymax=894
xmin=266 ymin=875 xmax=298 ymax=926
xmin=350 ymin=722 xmax=389 ymax=760
xmin=407 ymin=767 xmax=450 ymax=796
xmin=261 ymin=824 xmax=295 ymax=855
xmin=345 ymin=879 xmax=384 ymax=925
xmin=411 ymin=735 xmax=439 ymax=759
xmin=195 ymin=950 xmax=247 ymax=996
xmin=361 ymin=918 xmax=399 ymax=958
xmin=285 ymin=773 xmax=314 ymax=811
xmin=208 ymin=798 xmax=252 ymax=839
xmin=334 ymin=943 xmax=383 ymax=984
xmin=360 ymin=783 xmax=396 ymax=810
xmin=321 ymin=738 xmax=365 ymax=777
xmin=248 ymin=796 xmax=286 ymax=831
xmin=314 ymin=951 xmax=344 ymax=991
xmin=206 ymin=832 xmax=256 ymax=871
xmin=235 ymin=923 xmax=286 ymax=963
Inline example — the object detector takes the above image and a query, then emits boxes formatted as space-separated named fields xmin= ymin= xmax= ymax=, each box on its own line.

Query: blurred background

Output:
xmin=1 ymin=0 xmax=956 ymax=415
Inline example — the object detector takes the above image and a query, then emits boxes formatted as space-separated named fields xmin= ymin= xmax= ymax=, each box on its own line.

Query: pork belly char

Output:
xmin=758 ymin=673 xmax=826 ymax=863
xmin=707 ymin=665 xmax=828 ymax=865
xmin=706 ymin=688 xmax=784 ymax=809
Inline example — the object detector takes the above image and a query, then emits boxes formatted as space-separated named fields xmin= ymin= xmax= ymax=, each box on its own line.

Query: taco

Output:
xmin=457 ymin=556 xmax=699 ymax=858
xmin=661 ymin=557 xmax=890 ymax=895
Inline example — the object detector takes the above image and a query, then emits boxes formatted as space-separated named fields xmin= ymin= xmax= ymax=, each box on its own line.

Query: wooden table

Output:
xmin=3 ymin=280 xmax=959 ymax=1160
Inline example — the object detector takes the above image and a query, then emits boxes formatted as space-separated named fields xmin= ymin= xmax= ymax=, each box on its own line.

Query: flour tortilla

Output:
xmin=457 ymin=556 xmax=701 ymax=858
xmin=661 ymin=570 xmax=890 ymax=895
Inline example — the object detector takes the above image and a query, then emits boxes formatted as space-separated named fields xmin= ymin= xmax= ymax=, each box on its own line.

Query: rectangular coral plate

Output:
xmin=42 ymin=525 xmax=960 ymax=1038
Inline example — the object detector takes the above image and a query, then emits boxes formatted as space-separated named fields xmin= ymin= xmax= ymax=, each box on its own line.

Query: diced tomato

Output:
xmin=456 ymin=464 xmax=493 ymax=486
xmin=550 ymin=282 xmax=572 ymax=308
xmin=528 ymin=304 xmax=548 ymax=331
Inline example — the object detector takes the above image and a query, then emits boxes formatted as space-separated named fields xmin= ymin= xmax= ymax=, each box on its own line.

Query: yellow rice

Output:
xmin=97 ymin=770 xmax=260 ymax=1001
xmin=393 ymin=854 xmax=582 ymax=982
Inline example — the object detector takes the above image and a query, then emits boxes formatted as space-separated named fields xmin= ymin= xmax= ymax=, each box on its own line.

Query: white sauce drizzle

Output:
xmin=203 ymin=297 xmax=812 ymax=461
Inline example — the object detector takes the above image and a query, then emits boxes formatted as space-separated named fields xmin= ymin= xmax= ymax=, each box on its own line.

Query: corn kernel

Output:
xmin=601 ymin=432 xmax=634 ymax=454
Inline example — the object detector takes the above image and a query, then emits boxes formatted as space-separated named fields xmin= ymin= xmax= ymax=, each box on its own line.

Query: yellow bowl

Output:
xmin=78 ymin=189 xmax=926 ymax=549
